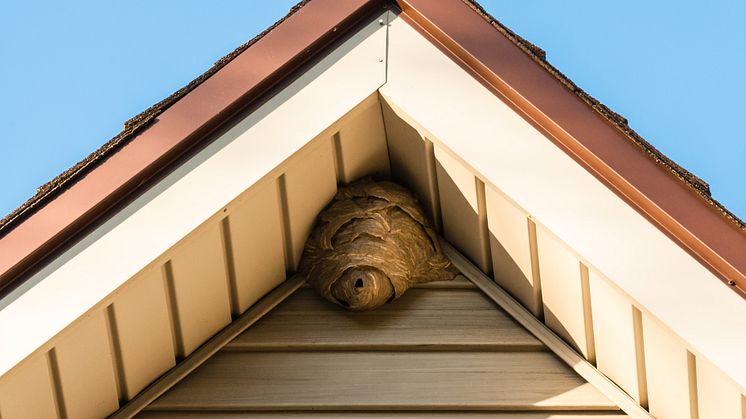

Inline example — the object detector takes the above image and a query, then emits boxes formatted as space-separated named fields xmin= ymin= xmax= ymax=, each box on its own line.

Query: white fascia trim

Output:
xmin=379 ymin=15 xmax=746 ymax=391
xmin=0 ymin=12 xmax=389 ymax=377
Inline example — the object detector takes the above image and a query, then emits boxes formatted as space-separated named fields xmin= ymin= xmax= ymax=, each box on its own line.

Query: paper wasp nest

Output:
xmin=299 ymin=179 xmax=458 ymax=311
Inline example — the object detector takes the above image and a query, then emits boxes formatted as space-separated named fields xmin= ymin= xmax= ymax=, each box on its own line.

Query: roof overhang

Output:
xmin=1 ymin=0 xmax=744 ymax=300
xmin=1 ymin=1 xmax=745 ymax=418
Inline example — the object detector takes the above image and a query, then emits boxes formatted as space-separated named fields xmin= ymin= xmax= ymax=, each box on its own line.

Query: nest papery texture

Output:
xmin=299 ymin=179 xmax=458 ymax=311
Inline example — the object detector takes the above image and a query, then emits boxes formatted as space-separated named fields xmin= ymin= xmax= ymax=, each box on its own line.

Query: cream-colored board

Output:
xmin=0 ymin=12 xmax=388 ymax=378
xmin=696 ymin=357 xmax=743 ymax=419
xmin=283 ymin=138 xmax=338 ymax=271
xmin=381 ymin=99 xmax=439 ymax=225
xmin=380 ymin=14 xmax=746 ymax=391
xmin=536 ymin=227 xmax=590 ymax=358
xmin=227 ymin=181 xmax=286 ymax=314
xmin=589 ymin=270 xmax=642 ymax=403
xmin=336 ymin=97 xmax=390 ymax=183
xmin=169 ymin=224 xmax=232 ymax=356
xmin=434 ymin=146 xmax=487 ymax=272
xmin=112 ymin=268 xmax=175 ymax=399
xmin=484 ymin=185 xmax=539 ymax=315
xmin=0 ymin=354 xmax=57 ymax=419
xmin=54 ymin=311 xmax=119 ymax=419
xmin=642 ymin=314 xmax=694 ymax=419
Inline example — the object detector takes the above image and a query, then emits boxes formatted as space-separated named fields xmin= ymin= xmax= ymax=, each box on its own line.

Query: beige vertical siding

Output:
xmin=167 ymin=224 xmax=232 ymax=357
xmin=226 ymin=181 xmax=286 ymax=314
xmin=696 ymin=357 xmax=744 ymax=419
xmin=435 ymin=146 xmax=489 ymax=272
xmin=536 ymin=227 xmax=592 ymax=359
xmin=335 ymin=96 xmax=390 ymax=184
xmin=484 ymin=185 xmax=541 ymax=316
xmin=54 ymin=312 xmax=119 ymax=419
xmin=642 ymin=314 xmax=696 ymax=419
xmin=589 ymin=270 xmax=646 ymax=405
xmin=0 ymin=354 xmax=58 ymax=419
xmin=382 ymin=99 xmax=441 ymax=228
xmin=111 ymin=268 xmax=175 ymax=399
xmin=282 ymin=138 xmax=338 ymax=272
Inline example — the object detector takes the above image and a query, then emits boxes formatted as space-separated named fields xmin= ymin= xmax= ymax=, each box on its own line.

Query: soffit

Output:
xmin=0 ymin=0 xmax=743 ymax=302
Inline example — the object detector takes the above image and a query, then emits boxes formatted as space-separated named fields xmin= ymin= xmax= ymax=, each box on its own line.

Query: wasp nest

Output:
xmin=298 ymin=179 xmax=458 ymax=311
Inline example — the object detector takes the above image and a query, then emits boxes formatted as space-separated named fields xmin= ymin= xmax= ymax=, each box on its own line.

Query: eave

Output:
xmin=1 ymin=0 xmax=744 ymax=300
xmin=1 ymin=1 xmax=745 ymax=418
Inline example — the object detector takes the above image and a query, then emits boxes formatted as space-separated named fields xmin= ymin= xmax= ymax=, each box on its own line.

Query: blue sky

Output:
xmin=1 ymin=1 xmax=744 ymax=220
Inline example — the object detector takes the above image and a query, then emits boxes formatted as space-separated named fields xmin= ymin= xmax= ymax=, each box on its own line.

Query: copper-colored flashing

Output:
xmin=0 ymin=0 xmax=386 ymax=295
xmin=394 ymin=0 xmax=746 ymax=295
xmin=1 ymin=0 xmax=744 ymax=299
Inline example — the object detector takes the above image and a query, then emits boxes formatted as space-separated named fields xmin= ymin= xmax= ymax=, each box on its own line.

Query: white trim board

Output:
xmin=0 ymin=12 xmax=389 ymax=378
xmin=379 ymin=15 xmax=746 ymax=392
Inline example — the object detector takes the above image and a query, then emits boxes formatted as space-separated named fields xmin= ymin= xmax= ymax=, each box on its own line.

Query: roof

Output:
xmin=0 ymin=0 xmax=744 ymax=297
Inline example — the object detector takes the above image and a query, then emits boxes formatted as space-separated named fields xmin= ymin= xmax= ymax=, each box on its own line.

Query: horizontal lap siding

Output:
xmin=226 ymin=288 xmax=543 ymax=351
xmin=144 ymin=284 xmax=619 ymax=414
xmin=148 ymin=351 xmax=616 ymax=411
